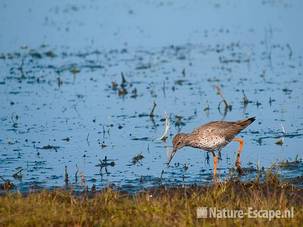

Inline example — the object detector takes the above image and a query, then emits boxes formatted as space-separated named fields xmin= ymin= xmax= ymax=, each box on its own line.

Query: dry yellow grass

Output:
xmin=0 ymin=174 xmax=302 ymax=226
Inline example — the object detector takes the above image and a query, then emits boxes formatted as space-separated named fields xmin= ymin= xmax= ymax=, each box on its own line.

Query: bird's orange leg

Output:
xmin=233 ymin=138 xmax=244 ymax=174
xmin=210 ymin=151 xmax=219 ymax=178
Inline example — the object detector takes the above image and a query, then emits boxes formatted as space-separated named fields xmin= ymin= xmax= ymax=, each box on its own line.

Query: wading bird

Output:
xmin=167 ymin=117 xmax=255 ymax=177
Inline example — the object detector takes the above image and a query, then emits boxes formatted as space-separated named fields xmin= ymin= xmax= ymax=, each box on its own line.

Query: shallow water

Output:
xmin=0 ymin=0 xmax=302 ymax=193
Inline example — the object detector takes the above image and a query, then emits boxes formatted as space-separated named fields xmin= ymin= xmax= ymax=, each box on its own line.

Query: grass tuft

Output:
xmin=0 ymin=174 xmax=302 ymax=226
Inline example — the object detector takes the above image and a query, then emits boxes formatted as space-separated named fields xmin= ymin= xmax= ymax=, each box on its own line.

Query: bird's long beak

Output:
xmin=167 ymin=148 xmax=177 ymax=166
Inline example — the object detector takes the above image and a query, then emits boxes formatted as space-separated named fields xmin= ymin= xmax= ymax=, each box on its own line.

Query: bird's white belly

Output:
xmin=197 ymin=136 xmax=227 ymax=150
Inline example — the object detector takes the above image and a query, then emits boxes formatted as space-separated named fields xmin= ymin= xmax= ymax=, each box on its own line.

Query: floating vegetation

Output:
xmin=36 ymin=145 xmax=60 ymax=152
xmin=29 ymin=50 xmax=42 ymax=59
xmin=275 ymin=123 xmax=286 ymax=145
xmin=62 ymin=137 xmax=70 ymax=142
xmin=96 ymin=156 xmax=115 ymax=174
xmin=118 ymin=86 xmax=127 ymax=96
xmin=99 ymin=141 xmax=107 ymax=149
xmin=12 ymin=168 xmax=23 ymax=179
xmin=111 ymin=73 xmax=138 ymax=97
xmin=69 ymin=65 xmax=80 ymax=74
xmin=275 ymin=138 xmax=284 ymax=145
xmin=219 ymin=55 xmax=250 ymax=64
xmin=149 ymin=101 xmax=157 ymax=117
xmin=44 ymin=50 xmax=57 ymax=58
xmin=120 ymin=72 xmax=127 ymax=86
xmin=273 ymin=156 xmax=302 ymax=171
xmin=242 ymin=90 xmax=251 ymax=105
xmin=175 ymin=115 xmax=185 ymax=127
xmin=111 ymin=81 xmax=118 ymax=90
xmin=131 ymin=153 xmax=144 ymax=165
xmin=130 ymin=88 xmax=138 ymax=98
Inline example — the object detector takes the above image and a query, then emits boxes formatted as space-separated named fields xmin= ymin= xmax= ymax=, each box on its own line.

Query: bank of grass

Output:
xmin=0 ymin=173 xmax=302 ymax=226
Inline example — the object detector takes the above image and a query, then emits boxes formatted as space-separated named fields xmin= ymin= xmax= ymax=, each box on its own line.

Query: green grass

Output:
xmin=0 ymin=173 xmax=302 ymax=226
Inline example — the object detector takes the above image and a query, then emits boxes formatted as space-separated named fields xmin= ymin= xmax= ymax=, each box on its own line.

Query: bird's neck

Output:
xmin=180 ymin=133 xmax=193 ymax=146
xmin=182 ymin=133 xmax=200 ymax=148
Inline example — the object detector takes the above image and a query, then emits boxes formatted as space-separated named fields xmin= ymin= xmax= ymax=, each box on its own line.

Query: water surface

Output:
xmin=0 ymin=0 xmax=302 ymax=193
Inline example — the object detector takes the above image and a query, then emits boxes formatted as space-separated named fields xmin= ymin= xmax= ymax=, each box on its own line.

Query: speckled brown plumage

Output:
xmin=168 ymin=117 xmax=256 ymax=177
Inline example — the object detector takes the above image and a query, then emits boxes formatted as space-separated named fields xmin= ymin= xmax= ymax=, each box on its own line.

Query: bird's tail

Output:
xmin=237 ymin=117 xmax=256 ymax=129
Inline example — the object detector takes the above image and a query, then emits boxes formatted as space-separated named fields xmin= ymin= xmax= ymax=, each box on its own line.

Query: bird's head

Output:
xmin=172 ymin=133 xmax=187 ymax=151
xmin=167 ymin=133 xmax=188 ymax=165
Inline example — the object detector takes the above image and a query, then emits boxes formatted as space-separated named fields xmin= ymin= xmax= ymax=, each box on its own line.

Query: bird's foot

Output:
xmin=236 ymin=162 xmax=244 ymax=175
xmin=235 ymin=159 xmax=240 ymax=166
